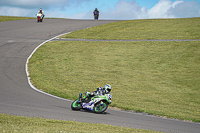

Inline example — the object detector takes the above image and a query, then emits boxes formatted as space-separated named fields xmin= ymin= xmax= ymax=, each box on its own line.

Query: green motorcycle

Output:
xmin=71 ymin=91 xmax=112 ymax=113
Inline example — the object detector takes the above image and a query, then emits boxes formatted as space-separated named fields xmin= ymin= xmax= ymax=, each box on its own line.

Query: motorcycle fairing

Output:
xmin=81 ymin=97 xmax=105 ymax=111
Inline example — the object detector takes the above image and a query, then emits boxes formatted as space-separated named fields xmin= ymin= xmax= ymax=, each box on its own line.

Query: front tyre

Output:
xmin=93 ymin=101 xmax=108 ymax=113
xmin=71 ymin=99 xmax=82 ymax=110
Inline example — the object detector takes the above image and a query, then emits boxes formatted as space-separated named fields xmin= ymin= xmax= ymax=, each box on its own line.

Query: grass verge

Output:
xmin=0 ymin=113 xmax=160 ymax=133
xmin=28 ymin=40 xmax=200 ymax=122
xmin=0 ymin=16 xmax=35 ymax=22
xmin=0 ymin=16 xmax=65 ymax=22
xmin=63 ymin=17 xmax=200 ymax=40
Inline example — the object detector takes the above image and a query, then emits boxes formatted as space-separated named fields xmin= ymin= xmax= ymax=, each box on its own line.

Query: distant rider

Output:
xmin=38 ymin=8 xmax=45 ymax=19
xmin=93 ymin=8 xmax=99 ymax=20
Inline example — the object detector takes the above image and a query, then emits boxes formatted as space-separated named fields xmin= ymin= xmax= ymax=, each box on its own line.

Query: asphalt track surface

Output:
xmin=0 ymin=19 xmax=199 ymax=133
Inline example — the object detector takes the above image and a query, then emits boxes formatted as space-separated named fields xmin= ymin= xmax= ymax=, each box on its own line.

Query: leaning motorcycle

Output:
xmin=36 ymin=13 xmax=43 ymax=22
xmin=71 ymin=91 xmax=112 ymax=113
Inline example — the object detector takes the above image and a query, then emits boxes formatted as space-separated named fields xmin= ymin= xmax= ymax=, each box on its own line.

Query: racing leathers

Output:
xmin=38 ymin=10 xmax=45 ymax=19
xmin=85 ymin=87 xmax=107 ymax=98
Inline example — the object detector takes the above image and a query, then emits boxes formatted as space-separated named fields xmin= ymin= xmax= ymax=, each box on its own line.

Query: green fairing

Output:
xmin=72 ymin=99 xmax=80 ymax=107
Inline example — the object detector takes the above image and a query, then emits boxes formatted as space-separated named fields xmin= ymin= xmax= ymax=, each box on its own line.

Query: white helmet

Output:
xmin=104 ymin=84 xmax=111 ymax=93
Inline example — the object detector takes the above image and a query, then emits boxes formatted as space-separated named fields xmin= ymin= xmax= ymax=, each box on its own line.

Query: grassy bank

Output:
xmin=0 ymin=113 xmax=158 ymax=133
xmin=0 ymin=16 xmax=35 ymax=22
xmin=63 ymin=17 xmax=200 ymax=40
xmin=0 ymin=16 xmax=65 ymax=22
xmin=28 ymin=40 xmax=200 ymax=122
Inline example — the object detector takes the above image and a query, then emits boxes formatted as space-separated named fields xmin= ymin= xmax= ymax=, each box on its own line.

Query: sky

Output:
xmin=0 ymin=0 xmax=200 ymax=20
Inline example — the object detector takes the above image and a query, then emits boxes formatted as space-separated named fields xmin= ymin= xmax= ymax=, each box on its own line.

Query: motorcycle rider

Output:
xmin=93 ymin=8 xmax=99 ymax=20
xmin=38 ymin=8 xmax=45 ymax=19
xmin=85 ymin=84 xmax=112 ymax=98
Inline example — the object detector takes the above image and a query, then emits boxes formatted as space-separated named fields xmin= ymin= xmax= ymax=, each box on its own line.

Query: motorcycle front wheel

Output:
xmin=93 ymin=101 xmax=108 ymax=113
xmin=71 ymin=99 xmax=82 ymax=110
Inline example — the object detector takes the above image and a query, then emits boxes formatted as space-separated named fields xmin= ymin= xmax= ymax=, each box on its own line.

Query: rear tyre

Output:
xmin=93 ymin=101 xmax=108 ymax=113
xmin=71 ymin=99 xmax=82 ymax=110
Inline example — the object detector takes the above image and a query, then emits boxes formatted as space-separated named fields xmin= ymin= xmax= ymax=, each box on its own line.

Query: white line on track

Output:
xmin=25 ymin=32 xmax=73 ymax=102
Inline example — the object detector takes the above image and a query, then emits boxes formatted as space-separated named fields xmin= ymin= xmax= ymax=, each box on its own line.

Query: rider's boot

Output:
xmin=79 ymin=93 xmax=83 ymax=103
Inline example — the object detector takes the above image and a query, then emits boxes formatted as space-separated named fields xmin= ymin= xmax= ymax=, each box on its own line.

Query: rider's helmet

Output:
xmin=40 ymin=8 xmax=42 ymax=13
xmin=104 ymin=84 xmax=111 ymax=93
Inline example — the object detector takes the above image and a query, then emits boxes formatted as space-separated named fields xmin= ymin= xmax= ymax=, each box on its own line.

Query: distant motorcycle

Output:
xmin=71 ymin=91 xmax=112 ymax=113
xmin=93 ymin=10 xmax=99 ymax=20
xmin=94 ymin=14 xmax=99 ymax=20
xmin=36 ymin=13 xmax=43 ymax=22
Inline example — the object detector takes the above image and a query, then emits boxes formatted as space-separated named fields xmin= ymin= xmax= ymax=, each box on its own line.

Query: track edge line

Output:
xmin=25 ymin=32 xmax=72 ymax=102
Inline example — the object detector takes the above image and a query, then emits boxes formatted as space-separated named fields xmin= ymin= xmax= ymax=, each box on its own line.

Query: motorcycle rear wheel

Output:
xmin=93 ymin=101 xmax=108 ymax=113
xmin=71 ymin=99 xmax=82 ymax=110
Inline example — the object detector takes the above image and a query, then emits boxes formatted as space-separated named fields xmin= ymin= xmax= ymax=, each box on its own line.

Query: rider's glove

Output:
xmin=85 ymin=92 xmax=90 ymax=97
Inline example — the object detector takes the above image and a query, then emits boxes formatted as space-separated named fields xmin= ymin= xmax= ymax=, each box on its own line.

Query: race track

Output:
xmin=0 ymin=19 xmax=199 ymax=133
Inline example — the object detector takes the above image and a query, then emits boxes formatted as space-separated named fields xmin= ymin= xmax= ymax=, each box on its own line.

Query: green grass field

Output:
xmin=0 ymin=113 xmax=159 ymax=133
xmin=0 ymin=16 xmax=35 ymax=22
xmin=28 ymin=40 xmax=200 ymax=122
xmin=28 ymin=18 xmax=200 ymax=122
xmin=0 ymin=16 xmax=65 ymax=22
xmin=63 ymin=17 xmax=200 ymax=40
